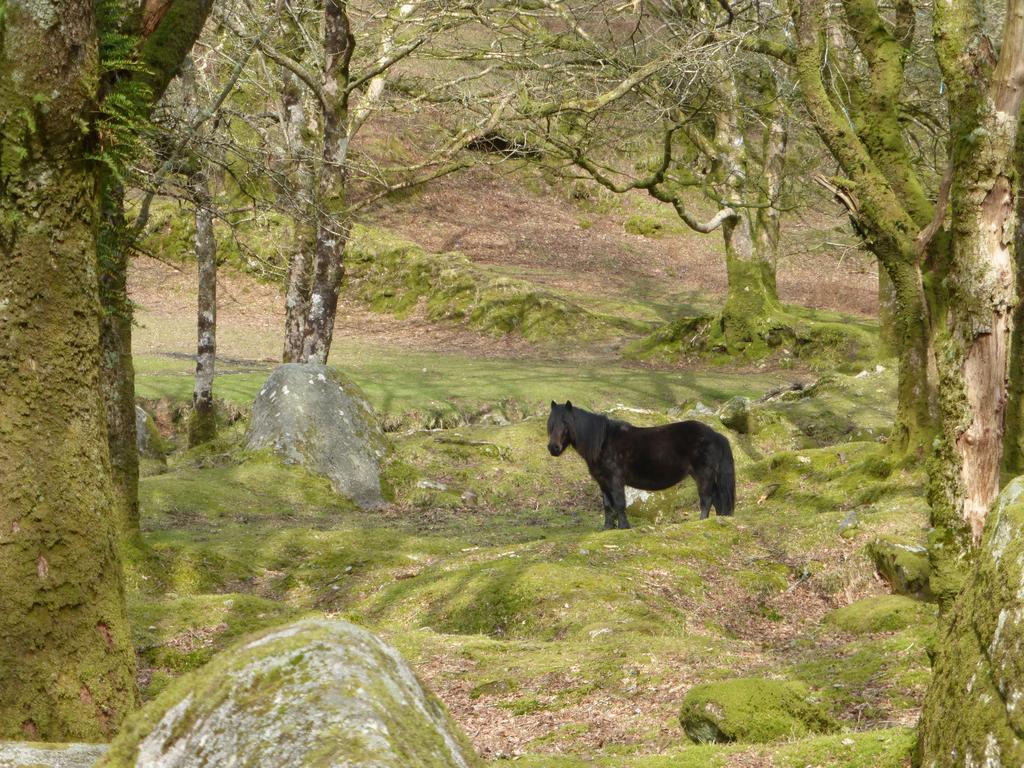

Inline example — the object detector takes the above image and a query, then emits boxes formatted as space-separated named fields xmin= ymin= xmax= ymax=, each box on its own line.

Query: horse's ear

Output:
xmin=566 ymin=400 xmax=573 ymax=411
xmin=550 ymin=400 xmax=557 ymax=409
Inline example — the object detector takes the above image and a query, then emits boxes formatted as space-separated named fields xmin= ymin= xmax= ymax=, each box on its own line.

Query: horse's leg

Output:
xmin=697 ymin=470 xmax=714 ymax=520
xmin=610 ymin=481 xmax=630 ymax=529
xmin=600 ymin=487 xmax=616 ymax=530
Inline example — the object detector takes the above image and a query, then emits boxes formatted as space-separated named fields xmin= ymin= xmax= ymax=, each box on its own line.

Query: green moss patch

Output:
xmin=679 ymin=677 xmax=836 ymax=744
xmin=345 ymin=226 xmax=647 ymax=343
xmin=826 ymin=595 xmax=935 ymax=635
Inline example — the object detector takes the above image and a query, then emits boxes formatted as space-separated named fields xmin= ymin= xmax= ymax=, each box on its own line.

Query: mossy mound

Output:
xmin=626 ymin=305 xmax=878 ymax=368
xmin=825 ymin=595 xmax=935 ymax=635
xmin=678 ymin=677 xmax=836 ymax=744
xmin=98 ymin=619 xmax=479 ymax=768
xmin=346 ymin=226 xmax=644 ymax=343
xmin=917 ymin=477 xmax=1024 ymax=765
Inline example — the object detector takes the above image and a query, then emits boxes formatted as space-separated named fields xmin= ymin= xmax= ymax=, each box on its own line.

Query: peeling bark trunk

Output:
xmin=98 ymin=174 xmax=140 ymax=534
xmin=928 ymin=0 xmax=1024 ymax=548
xmin=188 ymin=164 xmax=217 ymax=447
xmin=0 ymin=0 xmax=137 ymax=739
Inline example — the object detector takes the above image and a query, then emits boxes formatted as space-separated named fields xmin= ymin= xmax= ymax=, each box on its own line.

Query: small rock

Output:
xmin=867 ymin=538 xmax=930 ymax=598
xmin=460 ymin=491 xmax=477 ymax=504
xmin=718 ymin=397 xmax=757 ymax=435
xmin=417 ymin=480 xmax=448 ymax=491
xmin=838 ymin=511 xmax=859 ymax=536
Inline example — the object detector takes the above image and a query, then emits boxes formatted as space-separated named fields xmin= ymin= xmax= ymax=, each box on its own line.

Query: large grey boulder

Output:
xmin=246 ymin=364 xmax=386 ymax=509
xmin=98 ymin=619 xmax=479 ymax=768
xmin=0 ymin=743 xmax=106 ymax=768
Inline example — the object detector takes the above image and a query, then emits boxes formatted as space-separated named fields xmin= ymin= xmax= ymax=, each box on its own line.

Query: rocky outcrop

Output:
xmin=246 ymin=364 xmax=386 ymax=509
xmin=98 ymin=619 xmax=478 ymax=768
xmin=917 ymin=478 xmax=1024 ymax=767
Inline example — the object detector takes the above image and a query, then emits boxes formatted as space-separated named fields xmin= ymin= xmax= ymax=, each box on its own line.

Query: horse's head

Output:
xmin=547 ymin=400 xmax=573 ymax=456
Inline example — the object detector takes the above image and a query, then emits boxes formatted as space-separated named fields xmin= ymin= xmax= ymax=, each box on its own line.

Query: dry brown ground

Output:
xmin=369 ymin=164 xmax=879 ymax=317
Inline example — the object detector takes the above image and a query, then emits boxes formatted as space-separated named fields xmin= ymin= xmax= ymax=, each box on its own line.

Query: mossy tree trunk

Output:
xmin=877 ymin=266 xmax=898 ymax=356
xmin=0 ymin=0 xmax=137 ymax=739
xmin=96 ymin=0 xmax=213 ymax=531
xmin=790 ymin=0 xmax=937 ymax=447
xmin=719 ymin=51 xmax=783 ymax=350
xmin=717 ymin=68 xmax=787 ymax=350
xmin=790 ymin=0 xmax=1024 ymax=601
xmin=98 ymin=174 xmax=140 ymax=534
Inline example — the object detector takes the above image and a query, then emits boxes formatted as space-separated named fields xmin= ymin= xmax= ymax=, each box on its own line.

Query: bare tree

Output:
xmin=214 ymin=0 xmax=512 ymax=364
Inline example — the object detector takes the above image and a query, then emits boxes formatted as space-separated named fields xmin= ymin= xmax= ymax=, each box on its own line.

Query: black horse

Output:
xmin=547 ymin=401 xmax=735 ymax=529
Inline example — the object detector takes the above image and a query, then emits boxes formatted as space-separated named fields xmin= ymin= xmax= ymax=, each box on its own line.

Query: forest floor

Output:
xmin=126 ymin=167 xmax=929 ymax=766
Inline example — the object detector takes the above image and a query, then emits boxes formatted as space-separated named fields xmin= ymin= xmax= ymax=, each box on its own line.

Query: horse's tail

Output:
xmin=714 ymin=436 xmax=736 ymax=516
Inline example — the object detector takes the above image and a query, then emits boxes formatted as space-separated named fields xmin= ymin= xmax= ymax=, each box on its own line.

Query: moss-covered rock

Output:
xmin=867 ymin=538 xmax=931 ymax=598
xmin=718 ymin=396 xmax=757 ymax=435
xmin=246 ymin=364 xmax=387 ymax=509
xmin=678 ymin=677 xmax=836 ymax=744
xmin=916 ymin=477 xmax=1024 ymax=766
xmin=135 ymin=405 xmax=169 ymax=461
xmin=826 ymin=595 xmax=935 ymax=635
xmin=98 ymin=619 xmax=479 ymax=768
xmin=0 ymin=742 xmax=107 ymax=767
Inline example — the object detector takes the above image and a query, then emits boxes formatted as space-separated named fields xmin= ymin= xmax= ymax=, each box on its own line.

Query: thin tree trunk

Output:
xmin=300 ymin=0 xmax=355 ymax=364
xmin=280 ymin=71 xmax=316 ymax=363
xmin=98 ymin=173 xmax=140 ymax=534
xmin=0 ymin=0 xmax=136 ymax=739
xmin=283 ymin=245 xmax=313 ymax=362
xmin=188 ymin=164 xmax=217 ymax=447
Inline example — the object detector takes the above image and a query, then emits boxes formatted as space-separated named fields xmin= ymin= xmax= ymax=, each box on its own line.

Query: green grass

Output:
xmin=134 ymin=347 xmax=788 ymax=425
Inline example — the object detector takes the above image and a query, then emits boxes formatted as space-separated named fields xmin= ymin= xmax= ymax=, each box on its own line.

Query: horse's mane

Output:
xmin=572 ymin=408 xmax=608 ymax=463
